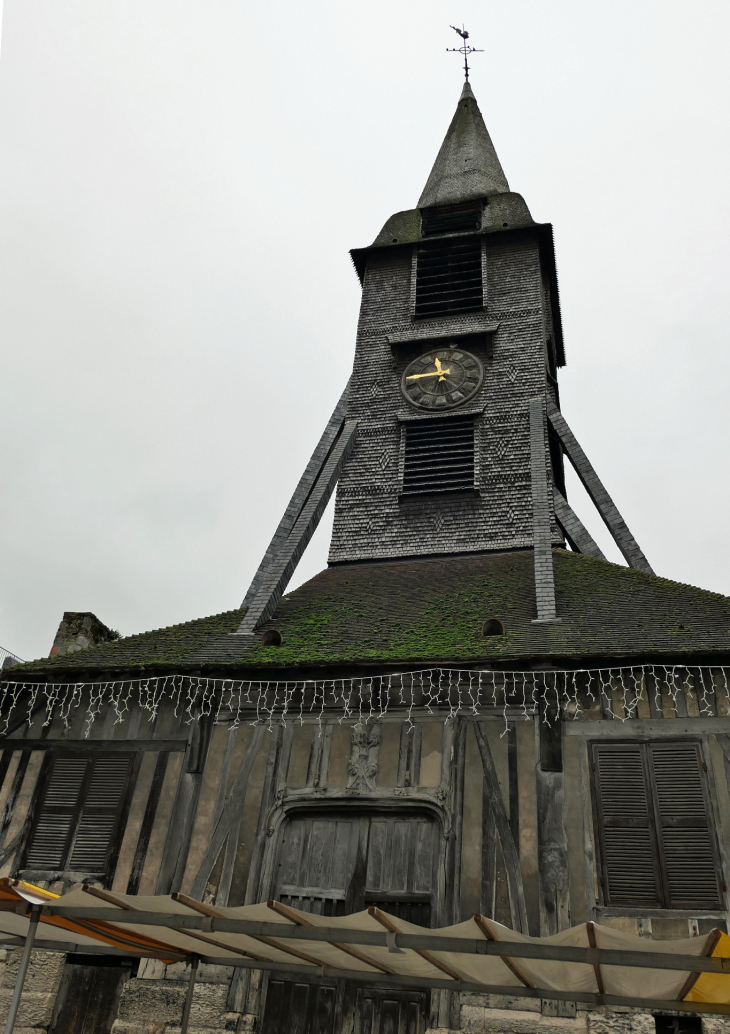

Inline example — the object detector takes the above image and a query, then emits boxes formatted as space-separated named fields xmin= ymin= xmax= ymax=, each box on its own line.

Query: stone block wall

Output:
xmin=424 ymin=1001 xmax=730 ymax=1034
xmin=0 ymin=947 xmax=65 ymax=1034
xmin=110 ymin=978 xmax=240 ymax=1034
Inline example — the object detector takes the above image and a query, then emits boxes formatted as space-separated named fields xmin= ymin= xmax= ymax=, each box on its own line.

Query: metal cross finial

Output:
xmin=447 ymin=25 xmax=483 ymax=80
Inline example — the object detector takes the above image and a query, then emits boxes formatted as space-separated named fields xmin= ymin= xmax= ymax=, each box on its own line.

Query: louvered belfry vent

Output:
xmin=23 ymin=752 xmax=134 ymax=875
xmin=402 ymin=417 xmax=475 ymax=495
xmin=591 ymin=741 xmax=721 ymax=909
xmin=414 ymin=239 xmax=483 ymax=317
xmin=420 ymin=200 xmax=483 ymax=237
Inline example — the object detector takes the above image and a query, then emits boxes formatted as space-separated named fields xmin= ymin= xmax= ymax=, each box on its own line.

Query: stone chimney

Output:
xmin=49 ymin=612 xmax=119 ymax=657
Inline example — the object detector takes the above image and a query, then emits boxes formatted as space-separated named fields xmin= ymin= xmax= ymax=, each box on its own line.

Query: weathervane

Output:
xmin=447 ymin=25 xmax=483 ymax=80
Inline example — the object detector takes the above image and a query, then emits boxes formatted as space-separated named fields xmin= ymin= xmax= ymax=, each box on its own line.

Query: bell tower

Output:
xmin=328 ymin=80 xmax=565 ymax=566
xmin=236 ymin=79 xmax=652 ymax=638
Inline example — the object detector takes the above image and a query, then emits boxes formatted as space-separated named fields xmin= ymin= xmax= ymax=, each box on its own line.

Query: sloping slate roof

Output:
xmin=8 ymin=607 xmax=246 ymax=677
xmin=10 ymin=551 xmax=730 ymax=679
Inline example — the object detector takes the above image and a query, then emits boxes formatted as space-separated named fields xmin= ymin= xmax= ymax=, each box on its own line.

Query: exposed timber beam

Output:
xmin=529 ymin=398 xmax=559 ymax=623
xmin=546 ymin=402 xmax=653 ymax=573
xmin=242 ymin=380 xmax=351 ymax=607
xmin=553 ymin=489 xmax=606 ymax=560
xmin=237 ymin=418 xmax=358 ymax=634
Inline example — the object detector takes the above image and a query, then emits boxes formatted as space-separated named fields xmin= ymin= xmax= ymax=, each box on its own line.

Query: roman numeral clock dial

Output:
xmin=401 ymin=347 xmax=484 ymax=411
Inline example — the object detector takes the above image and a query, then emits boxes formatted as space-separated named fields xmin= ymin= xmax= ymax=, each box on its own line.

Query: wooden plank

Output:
xmin=238 ymin=418 xmax=358 ymax=633
xmin=546 ymin=401 xmax=652 ymax=573
xmin=0 ymin=739 xmax=187 ymax=752
xmin=553 ymin=489 xmax=606 ymax=560
xmin=565 ymin=718 xmax=730 ymax=737
xmin=241 ymin=380 xmax=350 ymax=608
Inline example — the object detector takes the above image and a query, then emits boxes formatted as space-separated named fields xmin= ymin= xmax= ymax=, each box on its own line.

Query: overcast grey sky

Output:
xmin=0 ymin=0 xmax=728 ymax=661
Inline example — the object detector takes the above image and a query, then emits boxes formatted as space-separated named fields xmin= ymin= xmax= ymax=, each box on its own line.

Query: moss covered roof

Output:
xmin=9 ymin=550 xmax=730 ymax=680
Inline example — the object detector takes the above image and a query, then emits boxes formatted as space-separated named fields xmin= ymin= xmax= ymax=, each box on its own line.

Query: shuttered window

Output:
xmin=22 ymin=753 xmax=135 ymax=875
xmin=414 ymin=239 xmax=483 ymax=317
xmin=402 ymin=417 xmax=475 ymax=495
xmin=591 ymin=742 xmax=722 ymax=909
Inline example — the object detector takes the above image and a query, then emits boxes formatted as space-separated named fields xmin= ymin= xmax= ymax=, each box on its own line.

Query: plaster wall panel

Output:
xmin=419 ymin=721 xmax=443 ymax=787
xmin=377 ymin=722 xmax=400 ymax=786
xmin=327 ymin=724 xmax=351 ymax=787
xmin=138 ymin=752 xmax=183 ymax=895
xmin=224 ymin=741 xmax=267 ymax=907
xmin=112 ymin=750 xmax=158 ymax=892
xmin=181 ymin=726 xmax=230 ymax=894
xmin=286 ymin=723 xmax=313 ymax=788
xmin=485 ymin=720 xmax=510 ymax=812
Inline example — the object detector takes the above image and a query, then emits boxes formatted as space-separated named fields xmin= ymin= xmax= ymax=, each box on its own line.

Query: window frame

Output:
xmin=590 ymin=739 xmax=724 ymax=911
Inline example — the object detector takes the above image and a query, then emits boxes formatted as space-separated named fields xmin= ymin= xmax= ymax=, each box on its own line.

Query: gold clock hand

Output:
xmin=406 ymin=367 xmax=451 ymax=381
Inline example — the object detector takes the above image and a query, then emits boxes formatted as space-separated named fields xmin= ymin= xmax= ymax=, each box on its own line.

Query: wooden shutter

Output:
xmin=23 ymin=752 xmax=134 ymax=875
xmin=592 ymin=741 xmax=722 ymax=909
xmin=592 ymin=743 xmax=662 ymax=907
xmin=24 ymin=757 xmax=88 ymax=870
xmin=649 ymin=743 xmax=721 ymax=908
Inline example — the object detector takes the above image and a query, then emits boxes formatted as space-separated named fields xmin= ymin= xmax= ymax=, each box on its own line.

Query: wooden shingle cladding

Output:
xmin=591 ymin=741 xmax=723 ymax=910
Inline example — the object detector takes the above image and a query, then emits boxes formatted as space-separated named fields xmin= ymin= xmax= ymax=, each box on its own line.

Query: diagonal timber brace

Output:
xmin=546 ymin=402 xmax=653 ymax=574
xmin=529 ymin=398 xmax=559 ymax=622
xmin=237 ymin=415 xmax=358 ymax=634
xmin=243 ymin=381 xmax=351 ymax=606
xmin=553 ymin=489 xmax=605 ymax=560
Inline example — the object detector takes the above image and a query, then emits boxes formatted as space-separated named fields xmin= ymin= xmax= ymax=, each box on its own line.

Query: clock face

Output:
xmin=401 ymin=347 xmax=484 ymax=411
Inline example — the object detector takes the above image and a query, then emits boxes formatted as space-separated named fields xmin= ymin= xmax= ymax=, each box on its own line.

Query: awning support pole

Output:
xmin=180 ymin=954 xmax=199 ymax=1034
xmin=3 ymin=905 xmax=42 ymax=1034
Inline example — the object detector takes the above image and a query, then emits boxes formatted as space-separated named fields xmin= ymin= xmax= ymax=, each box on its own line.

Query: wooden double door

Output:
xmin=261 ymin=809 xmax=439 ymax=1034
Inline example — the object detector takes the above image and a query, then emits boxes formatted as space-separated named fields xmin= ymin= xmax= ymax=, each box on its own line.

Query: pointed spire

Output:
xmin=418 ymin=81 xmax=509 ymax=208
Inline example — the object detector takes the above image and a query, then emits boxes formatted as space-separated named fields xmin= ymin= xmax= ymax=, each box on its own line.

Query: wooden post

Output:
xmin=3 ymin=905 xmax=41 ymax=1034
xmin=180 ymin=955 xmax=199 ymax=1034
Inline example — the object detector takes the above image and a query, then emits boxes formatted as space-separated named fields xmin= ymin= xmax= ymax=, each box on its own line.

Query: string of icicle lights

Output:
xmin=0 ymin=665 xmax=728 ymax=739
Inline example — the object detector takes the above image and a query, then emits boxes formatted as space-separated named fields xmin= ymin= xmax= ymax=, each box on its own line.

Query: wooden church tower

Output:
xmin=1 ymin=72 xmax=730 ymax=1034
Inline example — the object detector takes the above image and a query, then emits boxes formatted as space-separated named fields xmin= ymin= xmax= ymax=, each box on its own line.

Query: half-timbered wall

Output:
xmin=2 ymin=677 xmax=730 ymax=1031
